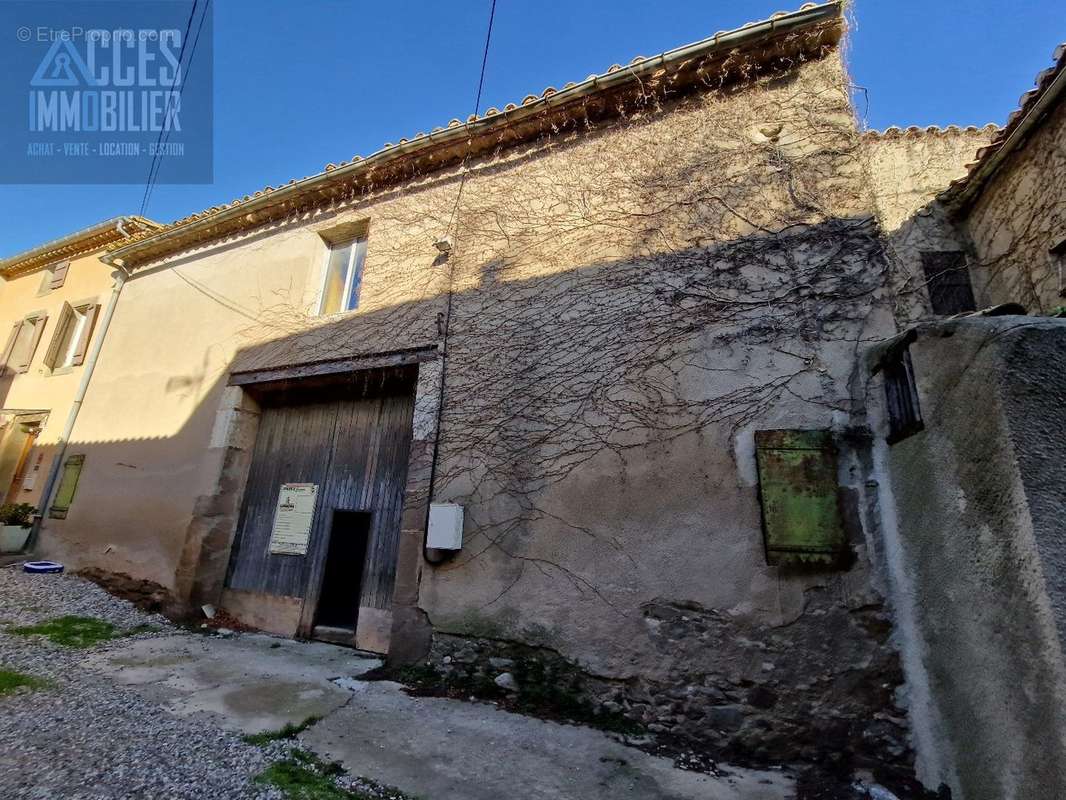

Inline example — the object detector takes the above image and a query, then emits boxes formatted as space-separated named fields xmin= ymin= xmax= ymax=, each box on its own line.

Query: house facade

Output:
xmin=6 ymin=3 xmax=1065 ymax=797
xmin=942 ymin=42 xmax=1066 ymax=313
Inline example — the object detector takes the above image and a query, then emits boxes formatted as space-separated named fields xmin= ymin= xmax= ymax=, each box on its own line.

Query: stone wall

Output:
xmin=425 ymin=581 xmax=910 ymax=777
xmin=962 ymin=100 xmax=1066 ymax=313
xmin=861 ymin=126 xmax=995 ymax=323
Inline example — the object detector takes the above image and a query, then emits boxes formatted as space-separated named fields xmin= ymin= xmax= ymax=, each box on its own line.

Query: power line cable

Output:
xmin=142 ymin=0 xmax=211 ymax=214
xmin=426 ymin=0 xmax=499 ymax=558
xmin=446 ymin=0 xmax=498 ymax=236
xmin=140 ymin=0 xmax=211 ymax=215
xmin=138 ymin=0 xmax=197 ymax=215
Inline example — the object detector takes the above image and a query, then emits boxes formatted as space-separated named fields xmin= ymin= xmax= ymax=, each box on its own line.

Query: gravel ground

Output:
xmin=0 ymin=566 xmax=291 ymax=800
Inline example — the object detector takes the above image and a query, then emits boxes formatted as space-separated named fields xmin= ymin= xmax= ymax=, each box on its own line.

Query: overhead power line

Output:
xmin=139 ymin=0 xmax=212 ymax=216
xmin=447 ymin=0 xmax=499 ymax=236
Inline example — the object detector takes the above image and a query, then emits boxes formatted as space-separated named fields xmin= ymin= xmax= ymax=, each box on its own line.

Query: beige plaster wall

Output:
xmin=0 ymin=249 xmax=120 ymax=511
xmin=963 ymin=100 xmax=1066 ymax=313
xmin=861 ymin=127 xmax=995 ymax=323
xmin=37 ymin=225 xmax=352 ymax=586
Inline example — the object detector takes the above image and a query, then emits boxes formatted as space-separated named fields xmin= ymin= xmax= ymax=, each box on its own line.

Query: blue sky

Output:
xmin=1 ymin=0 xmax=1062 ymax=255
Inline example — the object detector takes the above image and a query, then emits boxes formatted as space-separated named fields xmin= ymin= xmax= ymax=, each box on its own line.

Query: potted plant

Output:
xmin=0 ymin=503 xmax=36 ymax=553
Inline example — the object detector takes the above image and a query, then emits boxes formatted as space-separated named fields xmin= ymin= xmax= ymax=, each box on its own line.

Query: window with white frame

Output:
xmin=43 ymin=301 xmax=99 ymax=371
xmin=319 ymin=237 xmax=368 ymax=315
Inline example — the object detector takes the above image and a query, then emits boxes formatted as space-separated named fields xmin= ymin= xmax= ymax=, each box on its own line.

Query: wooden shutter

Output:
xmin=49 ymin=454 xmax=85 ymax=519
xmin=754 ymin=430 xmax=848 ymax=566
xmin=1 ymin=321 xmax=22 ymax=370
xmin=42 ymin=304 xmax=71 ymax=370
xmin=70 ymin=304 xmax=100 ymax=366
xmin=883 ymin=347 xmax=924 ymax=444
xmin=14 ymin=315 xmax=47 ymax=373
xmin=49 ymin=260 xmax=70 ymax=289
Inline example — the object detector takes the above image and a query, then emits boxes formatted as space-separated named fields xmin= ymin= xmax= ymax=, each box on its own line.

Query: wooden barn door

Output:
xmin=225 ymin=368 xmax=416 ymax=652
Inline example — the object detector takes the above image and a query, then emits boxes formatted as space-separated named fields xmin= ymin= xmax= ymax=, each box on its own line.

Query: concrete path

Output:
xmin=85 ymin=633 xmax=371 ymax=734
xmin=87 ymin=633 xmax=794 ymax=800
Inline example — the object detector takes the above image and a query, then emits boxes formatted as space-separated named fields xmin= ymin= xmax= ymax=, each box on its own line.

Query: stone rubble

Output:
xmin=429 ymin=588 xmax=913 ymax=773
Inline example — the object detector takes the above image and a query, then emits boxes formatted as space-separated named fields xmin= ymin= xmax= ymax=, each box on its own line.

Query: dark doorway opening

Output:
xmin=313 ymin=510 xmax=370 ymax=643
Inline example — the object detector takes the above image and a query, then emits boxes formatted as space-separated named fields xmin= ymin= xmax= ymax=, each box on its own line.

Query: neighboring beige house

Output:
xmin=10 ymin=3 xmax=1066 ymax=798
xmin=0 ymin=217 xmax=159 ymax=524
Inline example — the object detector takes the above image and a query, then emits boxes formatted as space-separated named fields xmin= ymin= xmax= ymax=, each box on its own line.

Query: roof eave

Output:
xmin=0 ymin=215 xmax=161 ymax=277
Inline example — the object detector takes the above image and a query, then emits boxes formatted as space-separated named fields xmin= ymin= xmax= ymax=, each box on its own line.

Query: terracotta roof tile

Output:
xmin=862 ymin=123 xmax=999 ymax=140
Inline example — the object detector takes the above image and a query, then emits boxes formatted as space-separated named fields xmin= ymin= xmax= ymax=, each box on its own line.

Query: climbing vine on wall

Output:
xmin=226 ymin=42 xmax=891 ymax=603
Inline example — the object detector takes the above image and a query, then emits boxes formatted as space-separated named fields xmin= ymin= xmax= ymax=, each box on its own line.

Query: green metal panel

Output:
xmin=754 ymin=430 xmax=846 ymax=566
xmin=49 ymin=454 xmax=84 ymax=520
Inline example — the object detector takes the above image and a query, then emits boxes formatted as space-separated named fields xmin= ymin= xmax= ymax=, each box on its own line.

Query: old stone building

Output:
xmin=34 ymin=1 xmax=918 ymax=782
xmin=3 ymin=2 xmax=1065 ymax=797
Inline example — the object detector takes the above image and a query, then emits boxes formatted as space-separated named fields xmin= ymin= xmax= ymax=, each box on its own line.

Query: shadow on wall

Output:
xmin=34 ymin=369 xmax=231 ymax=590
xmin=38 ymin=211 xmax=890 ymax=592
xmin=33 ymin=210 xmax=895 ymax=644
xmin=876 ymin=193 xmax=988 ymax=325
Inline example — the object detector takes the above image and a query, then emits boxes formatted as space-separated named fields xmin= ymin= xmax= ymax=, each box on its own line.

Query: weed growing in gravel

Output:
xmin=242 ymin=715 xmax=322 ymax=745
xmin=10 ymin=615 xmax=120 ymax=647
xmin=255 ymin=749 xmax=417 ymax=800
xmin=0 ymin=667 xmax=49 ymax=695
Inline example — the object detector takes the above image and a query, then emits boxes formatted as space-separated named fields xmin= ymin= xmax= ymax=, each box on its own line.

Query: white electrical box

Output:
xmin=427 ymin=503 xmax=464 ymax=550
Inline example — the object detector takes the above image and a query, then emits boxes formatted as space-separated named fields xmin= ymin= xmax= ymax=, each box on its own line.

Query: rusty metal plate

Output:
xmin=754 ymin=429 xmax=846 ymax=566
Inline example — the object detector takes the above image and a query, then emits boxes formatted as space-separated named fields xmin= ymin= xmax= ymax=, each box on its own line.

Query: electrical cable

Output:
xmin=425 ymin=0 xmax=499 ymax=563
xmin=140 ymin=0 xmax=212 ymax=215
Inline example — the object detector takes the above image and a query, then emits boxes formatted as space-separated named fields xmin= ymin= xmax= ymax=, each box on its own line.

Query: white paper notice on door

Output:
xmin=268 ymin=483 xmax=319 ymax=555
